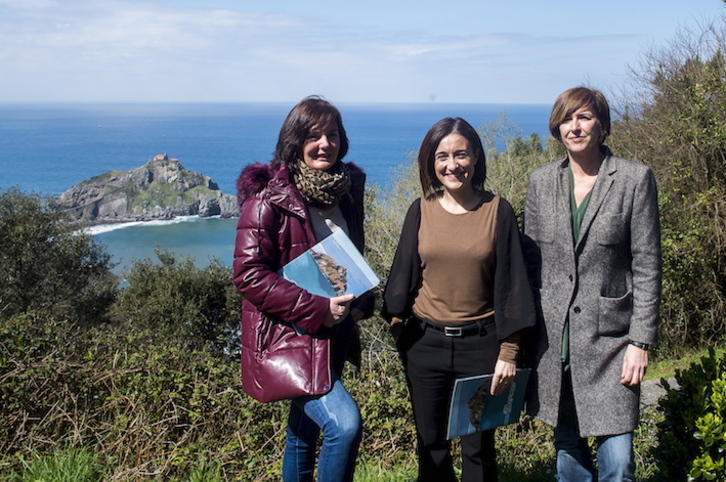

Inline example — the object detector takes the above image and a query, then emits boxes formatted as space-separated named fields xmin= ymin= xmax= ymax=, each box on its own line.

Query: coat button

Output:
xmin=573 ymin=306 xmax=581 ymax=314
xmin=569 ymin=275 xmax=573 ymax=282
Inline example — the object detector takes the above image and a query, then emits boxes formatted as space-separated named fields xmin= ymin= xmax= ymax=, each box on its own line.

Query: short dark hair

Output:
xmin=549 ymin=87 xmax=611 ymax=143
xmin=272 ymin=96 xmax=349 ymax=167
xmin=418 ymin=117 xmax=486 ymax=199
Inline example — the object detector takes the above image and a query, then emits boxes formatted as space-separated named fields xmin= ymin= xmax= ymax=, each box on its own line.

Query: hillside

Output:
xmin=58 ymin=155 xmax=239 ymax=225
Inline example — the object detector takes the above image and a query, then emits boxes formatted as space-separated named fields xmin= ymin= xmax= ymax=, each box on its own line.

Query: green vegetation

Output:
xmin=4 ymin=13 xmax=726 ymax=481
xmin=112 ymin=248 xmax=240 ymax=354
xmin=4 ymin=446 xmax=106 ymax=482
xmin=610 ymin=19 xmax=726 ymax=357
xmin=651 ymin=348 xmax=726 ymax=481
xmin=0 ymin=187 xmax=117 ymax=324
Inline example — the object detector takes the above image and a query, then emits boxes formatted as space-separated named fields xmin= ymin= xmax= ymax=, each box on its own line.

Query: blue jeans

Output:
xmin=282 ymin=378 xmax=362 ymax=482
xmin=554 ymin=371 xmax=635 ymax=481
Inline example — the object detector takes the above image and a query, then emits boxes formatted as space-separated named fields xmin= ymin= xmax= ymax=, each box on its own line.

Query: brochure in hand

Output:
xmin=446 ymin=368 xmax=531 ymax=440
xmin=279 ymin=228 xmax=380 ymax=299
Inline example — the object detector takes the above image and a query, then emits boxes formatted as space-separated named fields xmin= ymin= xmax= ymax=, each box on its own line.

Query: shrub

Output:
xmin=0 ymin=310 xmax=287 ymax=481
xmin=111 ymin=248 xmax=241 ymax=355
xmin=651 ymin=348 xmax=726 ymax=481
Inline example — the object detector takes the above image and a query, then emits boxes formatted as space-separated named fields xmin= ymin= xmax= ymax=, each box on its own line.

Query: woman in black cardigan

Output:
xmin=382 ymin=117 xmax=536 ymax=481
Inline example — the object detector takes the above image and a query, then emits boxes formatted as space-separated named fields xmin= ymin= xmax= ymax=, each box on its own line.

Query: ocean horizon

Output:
xmin=1 ymin=102 xmax=552 ymax=273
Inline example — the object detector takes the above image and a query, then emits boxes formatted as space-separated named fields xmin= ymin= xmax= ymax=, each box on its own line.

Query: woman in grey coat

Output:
xmin=524 ymin=87 xmax=661 ymax=481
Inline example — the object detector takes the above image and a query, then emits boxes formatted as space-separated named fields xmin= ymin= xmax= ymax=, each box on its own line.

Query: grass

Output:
xmin=646 ymin=345 xmax=726 ymax=382
xmin=2 ymin=447 xmax=106 ymax=482
xmin=355 ymin=457 xmax=417 ymax=481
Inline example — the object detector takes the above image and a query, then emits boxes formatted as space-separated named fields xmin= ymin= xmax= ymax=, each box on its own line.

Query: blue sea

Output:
xmin=0 ymin=102 xmax=551 ymax=273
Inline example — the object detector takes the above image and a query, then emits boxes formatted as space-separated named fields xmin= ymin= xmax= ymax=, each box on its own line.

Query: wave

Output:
xmin=84 ymin=215 xmax=220 ymax=235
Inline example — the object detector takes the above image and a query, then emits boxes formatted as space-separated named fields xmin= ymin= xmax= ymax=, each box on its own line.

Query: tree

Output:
xmin=483 ymin=120 xmax=563 ymax=219
xmin=610 ymin=19 xmax=726 ymax=354
xmin=0 ymin=188 xmax=117 ymax=323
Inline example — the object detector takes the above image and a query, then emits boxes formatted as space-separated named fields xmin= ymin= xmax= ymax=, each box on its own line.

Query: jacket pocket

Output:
xmin=597 ymin=291 xmax=633 ymax=336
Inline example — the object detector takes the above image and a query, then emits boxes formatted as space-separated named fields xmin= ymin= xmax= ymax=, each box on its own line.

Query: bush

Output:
xmin=111 ymin=248 xmax=241 ymax=355
xmin=0 ymin=310 xmax=287 ymax=481
xmin=652 ymin=348 xmax=726 ymax=481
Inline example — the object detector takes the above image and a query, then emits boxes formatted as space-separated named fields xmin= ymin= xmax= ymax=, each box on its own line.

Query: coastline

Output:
xmin=85 ymin=215 xmax=233 ymax=236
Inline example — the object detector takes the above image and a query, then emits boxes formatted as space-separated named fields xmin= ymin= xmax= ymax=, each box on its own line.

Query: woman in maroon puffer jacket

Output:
xmin=233 ymin=96 xmax=374 ymax=482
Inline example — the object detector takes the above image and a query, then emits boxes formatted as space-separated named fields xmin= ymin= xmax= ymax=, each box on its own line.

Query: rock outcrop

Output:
xmin=59 ymin=155 xmax=239 ymax=225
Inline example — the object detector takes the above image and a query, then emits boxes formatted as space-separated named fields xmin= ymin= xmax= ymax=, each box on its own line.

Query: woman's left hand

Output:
xmin=621 ymin=343 xmax=648 ymax=386
xmin=490 ymin=359 xmax=516 ymax=396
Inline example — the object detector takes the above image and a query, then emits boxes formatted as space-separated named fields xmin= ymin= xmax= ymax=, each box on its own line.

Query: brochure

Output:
xmin=279 ymin=228 xmax=380 ymax=299
xmin=446 ymin=368 xmax=531 ymax=440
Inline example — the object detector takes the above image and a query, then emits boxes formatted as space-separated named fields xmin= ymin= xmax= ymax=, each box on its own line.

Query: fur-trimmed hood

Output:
xmin=236 ymin=162 xmax=275 ymax=205
xmin=235 ymin=161 xmax=365 ymax=206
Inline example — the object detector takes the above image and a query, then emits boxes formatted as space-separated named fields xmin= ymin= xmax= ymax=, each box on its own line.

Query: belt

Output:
xmin=423 ymin=319 xmax=486 ymax=338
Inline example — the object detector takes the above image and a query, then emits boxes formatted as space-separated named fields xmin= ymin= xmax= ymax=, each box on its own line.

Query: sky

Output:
xmin=0 ymin=0 xmax=724 ymax=104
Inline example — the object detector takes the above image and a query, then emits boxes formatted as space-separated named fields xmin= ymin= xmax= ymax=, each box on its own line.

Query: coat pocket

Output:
xmin=597 ymin=291 xmax=633 ymax=336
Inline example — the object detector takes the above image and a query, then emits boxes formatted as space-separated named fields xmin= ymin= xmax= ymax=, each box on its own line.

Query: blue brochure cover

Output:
xmin=279 ymin=228 xmax=379 ymax=298
xmin=446 ymin=368 xmax=531 ymax=440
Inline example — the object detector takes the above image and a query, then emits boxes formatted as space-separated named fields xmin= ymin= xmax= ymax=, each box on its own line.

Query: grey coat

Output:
xmin=523 ymin=148 xmax=661 ymax=437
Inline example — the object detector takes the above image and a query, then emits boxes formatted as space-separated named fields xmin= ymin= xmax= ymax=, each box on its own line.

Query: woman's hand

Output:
xmin=621 ymin=343 xmax=648 ymax=386
xmin=389 ymin=317 xmax=405 ymax=342
xmin=490 ymin=359 xmax=516 ymax=396
xmin=323 ymin=294 xmax=355 ymax=327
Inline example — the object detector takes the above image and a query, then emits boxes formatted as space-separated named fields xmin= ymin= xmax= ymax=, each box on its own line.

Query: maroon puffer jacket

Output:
xmin=233 ymin=161 xmax=371 ymax=401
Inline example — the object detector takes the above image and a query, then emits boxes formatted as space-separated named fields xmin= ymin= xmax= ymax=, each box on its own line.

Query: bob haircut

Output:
xmin=549 ymin=86 xmax=611 ymax=144
xmin=272 ymin=96 xmax=349 ymax=167
xmin=418 ymin=117 xmax=486 ymax=199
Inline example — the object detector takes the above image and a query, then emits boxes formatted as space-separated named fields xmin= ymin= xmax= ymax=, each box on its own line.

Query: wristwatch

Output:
xmin=629 ymin=340 xmax=650 ymax=351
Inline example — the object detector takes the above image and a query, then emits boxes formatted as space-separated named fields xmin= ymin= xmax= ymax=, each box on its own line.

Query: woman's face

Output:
xmin=434 ymin=133 xmax=476 ymax=194
xmin=558 ymin=106 xmax=603 ymax=157
xmin=301 ymin=121 xmax=340 ymax=171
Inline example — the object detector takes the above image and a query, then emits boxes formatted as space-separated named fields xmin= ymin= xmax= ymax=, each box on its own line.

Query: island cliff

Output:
xmin=59 ymin=155 xmax=239 ymax=225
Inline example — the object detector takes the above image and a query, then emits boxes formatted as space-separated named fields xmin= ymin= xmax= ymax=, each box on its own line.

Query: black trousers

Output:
xmin=399 ymin=317 xmax=499 ymax=482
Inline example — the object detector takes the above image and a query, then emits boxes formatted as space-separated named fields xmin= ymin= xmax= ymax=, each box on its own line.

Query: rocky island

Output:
xmin=59 ymin=155 xmax=239 ymax=225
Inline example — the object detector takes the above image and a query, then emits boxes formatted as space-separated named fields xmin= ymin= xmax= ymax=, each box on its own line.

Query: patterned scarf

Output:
xmin=293 ymin=159 xmax=352 ymax=209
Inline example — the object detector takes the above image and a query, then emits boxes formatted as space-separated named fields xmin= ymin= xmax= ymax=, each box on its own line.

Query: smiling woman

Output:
xmin=382 ymin=117 xmax=536 ymax=481
xmin=302 ymin=123 xmax=341 ymax=171
xmin=433 ymin=133 xmax=478 ymax=213
xmin=233 ymin=96 xmax=375 ymax=482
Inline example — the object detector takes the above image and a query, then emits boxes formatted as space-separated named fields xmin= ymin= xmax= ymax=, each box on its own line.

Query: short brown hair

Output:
xmin=549 ymin=87 xmax=611 ymax=143
xmin=272 ymin=96 xmax=349 ymax=167
xmin=418 ymin=117 xmax=486 ymax=199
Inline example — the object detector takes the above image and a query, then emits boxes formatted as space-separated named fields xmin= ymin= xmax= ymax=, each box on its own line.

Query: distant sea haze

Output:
xmin=0 ymin=102 xmax=552 ymax=272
